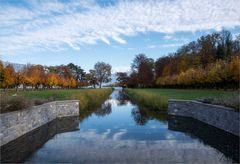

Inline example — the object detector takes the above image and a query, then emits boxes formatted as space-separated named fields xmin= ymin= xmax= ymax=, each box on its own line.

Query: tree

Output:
xmin=46 ymin=73 xmax=59 ymax=88
xmin=131 ymin=54 xmax=154 ymax=87
xmin=116 ymin=72 xmax=128 ymax=87
xmin=15 ymin=71 xmax=24 ymax=91
xmin=86 ymin=69 xmax=98 ymax=88
xmin=216 ymin=30 xmax=233 ymax=60
xmin=67 ymin=63 xmax=86 ymax=88
xmin=3 ymin=64 xmax=15 ymax=89
xmin=0 ymin=61 xmax=4 ymax=88
xmin=94 ymin=62 xmax=112 ymax=88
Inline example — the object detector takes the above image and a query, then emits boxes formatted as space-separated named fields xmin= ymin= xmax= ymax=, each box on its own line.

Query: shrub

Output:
xmin=0 ymin=95 xmax=33 ymax=113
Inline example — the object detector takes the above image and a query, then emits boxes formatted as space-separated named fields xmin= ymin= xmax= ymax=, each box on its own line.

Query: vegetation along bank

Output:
xmin=125 ymin=88 xmax=239 ymax=110
xmin=0 ymin=88 xmax=113 ymax=113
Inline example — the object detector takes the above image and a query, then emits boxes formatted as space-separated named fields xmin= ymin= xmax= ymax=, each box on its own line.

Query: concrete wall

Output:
xmin=0 ymin=100 xmax=79 ymax=146
xmin=168 ymin=99 xmax=240 ymax=136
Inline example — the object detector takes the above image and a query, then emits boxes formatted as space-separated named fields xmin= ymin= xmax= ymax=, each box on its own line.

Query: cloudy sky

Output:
xmin=1 ymin=0 xmax=240 ymax=72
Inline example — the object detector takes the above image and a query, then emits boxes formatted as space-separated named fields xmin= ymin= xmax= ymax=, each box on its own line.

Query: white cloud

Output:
xmin=147 ymin=43 xmax=184 ymax=49
xmin=163 ymin=35 xmax=173 ymax=40
xmin=112 ymin=66 xmax=130 ymax=73
xmin=0 ymin=0 xmax=240 ymax=55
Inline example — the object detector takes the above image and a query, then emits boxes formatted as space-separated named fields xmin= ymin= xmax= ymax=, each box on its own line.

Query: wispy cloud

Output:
xmin=0 ymin=0 xmax=240 ymax=55
xmin=112 ymin=66 xmax=130 ymax=73
xmin=148 ymin=43 xmax=185 ymax=49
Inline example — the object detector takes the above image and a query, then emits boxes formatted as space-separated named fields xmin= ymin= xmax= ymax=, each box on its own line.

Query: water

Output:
xmin=1 ymin=89 xmax=239 ymax=163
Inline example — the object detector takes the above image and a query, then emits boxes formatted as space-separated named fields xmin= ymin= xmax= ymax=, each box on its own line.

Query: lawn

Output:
xmin=125 ymin=88 xmax=239 ymax=110
xmin=1 ymin=88 xmax=113 ymax=113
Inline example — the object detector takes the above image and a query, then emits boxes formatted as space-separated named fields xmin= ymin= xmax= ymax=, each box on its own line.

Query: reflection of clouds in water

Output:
xmin=105 ymin=99 xmax=118 ymax=106
xmin=102 ymin=129 xmax=111 ymax=139
xmin=33 ymin=130 xmax=231 ymax=163
xmin=105 ymin=99 xmax=132 ymax=107
xmin=165 ymin=132 xmax=177 ymax=140
xmin=112 ymin=129 xmax=127 ymax=141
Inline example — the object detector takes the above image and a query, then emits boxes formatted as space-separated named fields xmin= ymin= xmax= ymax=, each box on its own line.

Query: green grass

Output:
xmin=1 ymin=88 xmax=113 ymax=114
xmin=125 ymin=88 xmax=239 ymax=110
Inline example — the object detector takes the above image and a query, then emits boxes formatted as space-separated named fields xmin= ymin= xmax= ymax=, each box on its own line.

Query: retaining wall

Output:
xmin=0 ymin=100 xmax=79 ymax=146
xmin=168 ymin=99 xmax=239 ymax=136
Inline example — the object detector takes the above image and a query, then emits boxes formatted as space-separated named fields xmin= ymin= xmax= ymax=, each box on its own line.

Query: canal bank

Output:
xmin=168 ymin=99 xmax=240 ymax=137
xmin=0 ymin=100 xmax=79 ymax=146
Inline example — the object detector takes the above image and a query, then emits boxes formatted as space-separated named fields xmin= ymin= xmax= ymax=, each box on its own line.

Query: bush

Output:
xmin=33 ymin=98 xmax=49 ymax=105
xmin=0 ymin=95 xmax=33 ymax=113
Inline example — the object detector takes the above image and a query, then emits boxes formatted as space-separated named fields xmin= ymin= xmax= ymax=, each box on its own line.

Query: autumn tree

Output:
xmin=94 ymin=62 xmax=112 ymax=88
xmin=131 ymin=54 xmax=154 ymax=87
xmin=67 ymin=63 xmax=86 ymax=88
xmin=3 ymin=64 xmax=15 ymax=89
xmin=46 ymin=73 xmax=59 ymax=88
xmin=86 ymin=69 xmax=98 ymax=88
xmin=116 ymin=72 xmax=128 ymax=87
xmin=0 ymin=61 xmax=4 ymax=88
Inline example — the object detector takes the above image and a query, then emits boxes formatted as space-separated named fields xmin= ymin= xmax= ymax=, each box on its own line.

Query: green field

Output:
xmin=1 ymin=88 xmax=113 ymax=114
xmin=125 ymin=88 xmax=239 ymax=110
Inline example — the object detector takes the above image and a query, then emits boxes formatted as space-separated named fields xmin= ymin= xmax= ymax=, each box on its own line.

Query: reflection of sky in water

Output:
xmin=26 ymin=90 xmax=236 ymax=163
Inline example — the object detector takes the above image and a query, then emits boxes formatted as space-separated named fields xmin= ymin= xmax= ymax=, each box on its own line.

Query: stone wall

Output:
xmin=1 ymin=116 xmax=79 ymax=163
xmin=168 ymin=99 xmax=239 ymax=136
xmin=0 ymin=100 xmax=79 ymax=146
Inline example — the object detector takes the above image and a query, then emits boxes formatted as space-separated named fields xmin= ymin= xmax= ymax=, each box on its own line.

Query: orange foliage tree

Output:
xmin=3 ymin=64 xmax=15 ymax=89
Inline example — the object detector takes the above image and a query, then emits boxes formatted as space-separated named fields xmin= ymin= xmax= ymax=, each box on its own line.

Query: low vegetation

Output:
xmin=0 ymin=88 xmax=113 ymax=114
xmin=125 ymin=88 xmax=239 ymax=110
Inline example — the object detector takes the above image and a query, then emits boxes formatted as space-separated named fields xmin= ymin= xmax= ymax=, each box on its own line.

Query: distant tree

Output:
xmin=116 ymin=72 xmax=128 ymax=87
xmin=67 ymin=63 xmax=86 ymax=88
xmin=131 ymin=54 xmax=154 ymax=87
xmin=216 ymin=30 xmax=233 ymax=60
xmin=231 ymin=34 xmax=240 ymax=54
xmin=127 ymin=72 xmax=138 ymax=88
xmin=94 ymin=62 xmax=112 ymax=88
xmin=198 ymin=34 xmax=218 ymax=67
xmin=0 ymin=61 xmax=4 ymax=88
xmin=15 ymin=71 xmax=24 ymax=91
xmin=86 ymin=69 xmax=98 ymax=88
xmin=46 ymin=73 xmax=59 ymax=88
xmin=3 ymin=64 xmax=15 ymax=89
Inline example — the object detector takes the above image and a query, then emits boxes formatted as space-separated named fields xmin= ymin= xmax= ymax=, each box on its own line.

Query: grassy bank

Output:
xmin=125 ymin=88 xmax=239 ymax=110
xmin=0 ymin=88 xmax=113 ymax=113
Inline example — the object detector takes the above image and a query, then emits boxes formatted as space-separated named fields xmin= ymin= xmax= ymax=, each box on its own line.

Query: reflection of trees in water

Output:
xmin=131 ymin=106 xmax=168 ymax=125
xmin=80 ymin=99 xmax=112 ymax=121
xmin=131 ymin=107 xmax=149 ymax=125
xmin=95 ymin=101 xmax=112 ymax=117
xmin=116 ymin=90 xmax=130 ymax=106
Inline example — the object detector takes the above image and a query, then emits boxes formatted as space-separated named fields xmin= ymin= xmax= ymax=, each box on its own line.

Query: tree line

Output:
xmin=116 ymin=30 xmax=240 ymax=89
xmin=0 ymin=61 xmax=111 ymax=90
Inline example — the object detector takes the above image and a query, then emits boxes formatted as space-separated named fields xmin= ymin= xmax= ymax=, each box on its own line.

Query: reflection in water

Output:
xmin=131 ymin=106 xmax=168 ymax=126
xmin=115 ymin=90 xmax=130 ymax=106
xmin=131 ymin=107 xmax=149 ymax=125
xmin=95 ymin=101 xmax=112 ymax=117
xmin=1 ymin=90 xmax=239 ymax=163
xmin=168 ymin=115 xmax=240 ymax=163
xmin=0 ymin=116 xmax=79 ymax=163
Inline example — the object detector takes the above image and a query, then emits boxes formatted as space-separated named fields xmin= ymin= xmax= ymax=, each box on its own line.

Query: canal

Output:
xmin=1 ymin=89 xmax=239 ymax=163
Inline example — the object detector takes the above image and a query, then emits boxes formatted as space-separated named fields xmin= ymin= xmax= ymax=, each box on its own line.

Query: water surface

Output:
xmin=1 ymin=89 xmax=239 ymax=163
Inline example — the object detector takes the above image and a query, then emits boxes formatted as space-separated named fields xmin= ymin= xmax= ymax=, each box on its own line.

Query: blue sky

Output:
xmin=0 ymin=0 xmax=240 ymax=72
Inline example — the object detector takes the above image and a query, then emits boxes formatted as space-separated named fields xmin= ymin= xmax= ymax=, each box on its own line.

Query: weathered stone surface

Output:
xmin=0 ymin=100 xmax=79 ymax=146
xmin=168 ymin=99 xmax=240 ymax=136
